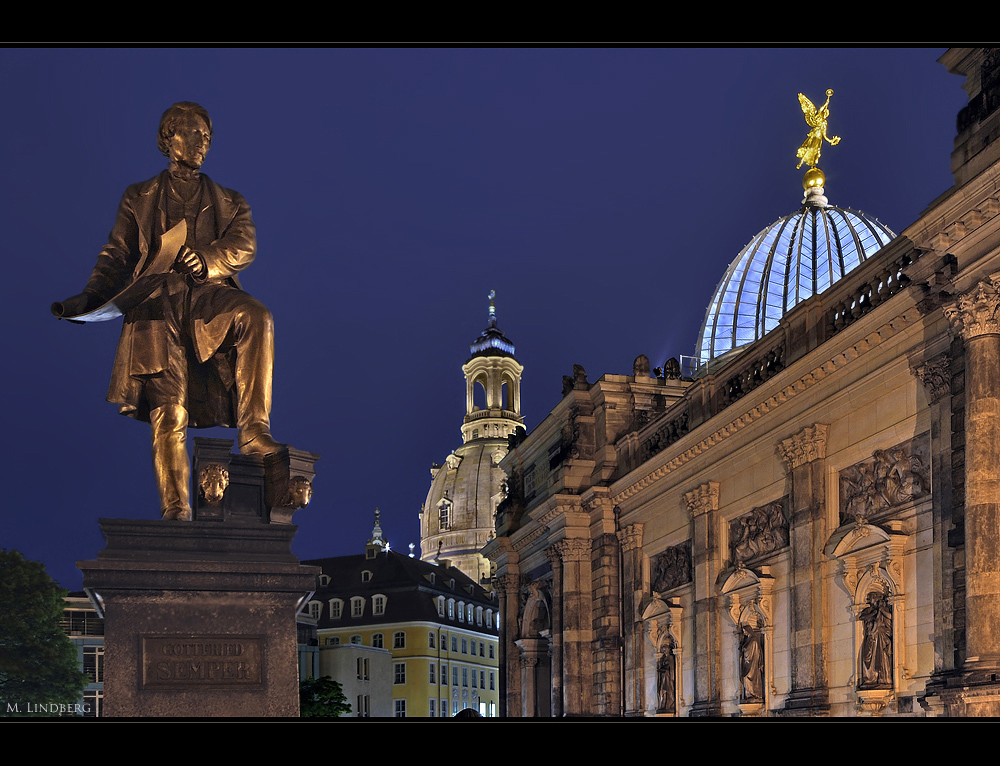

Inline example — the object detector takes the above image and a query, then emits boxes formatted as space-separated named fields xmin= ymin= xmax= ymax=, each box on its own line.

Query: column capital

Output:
xmin=684 ymin=481 xmax=720 ymax=517
xmin=943 ymin=272 xmax=1000 ymax=340
xmin=617 ymin=523 xmax=644 ymax=552
xmin=778 ymin=424 xmax=829 ymax=470
xmin=910 ymin=353 xmax=951 ymax=403
xmin=548 ymin=537 xmax=590 ymax=562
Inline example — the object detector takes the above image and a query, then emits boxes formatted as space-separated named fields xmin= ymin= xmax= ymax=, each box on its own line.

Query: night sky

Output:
xmin=0 ymin=47 xmax=965 ymax=589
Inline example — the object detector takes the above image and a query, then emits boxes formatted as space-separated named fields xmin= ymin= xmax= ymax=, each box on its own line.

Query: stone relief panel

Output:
xmin=651 ymin=541 xmax=692 ymax=593
xmin=838 ymin=435 xmax=930 ymax=525
xmin=728 ymin=498 xmax=789 ymax=566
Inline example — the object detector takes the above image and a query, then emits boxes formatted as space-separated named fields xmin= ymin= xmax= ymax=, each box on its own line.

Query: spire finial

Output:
xmin=369 ymin=507 xmax=385 ymax=548
xmin=488 ymin=289 xmax=496 ymax=318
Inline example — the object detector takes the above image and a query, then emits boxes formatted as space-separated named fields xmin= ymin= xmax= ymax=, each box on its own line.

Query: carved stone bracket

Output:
xmin=943 ymin=272 xmax=1000 ymax=339
xmin=778 ymin=424 xmax=829 ymax=471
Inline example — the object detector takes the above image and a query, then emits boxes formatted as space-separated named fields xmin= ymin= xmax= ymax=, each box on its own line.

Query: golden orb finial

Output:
xmin=802 ymin=167 xmax=826 ymax=191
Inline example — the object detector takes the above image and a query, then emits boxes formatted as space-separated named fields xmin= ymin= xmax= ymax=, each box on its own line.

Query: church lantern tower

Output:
xmin=420 ymin=291 xmax=524 ymax=585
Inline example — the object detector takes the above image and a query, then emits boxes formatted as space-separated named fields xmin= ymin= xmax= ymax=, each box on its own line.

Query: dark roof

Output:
xmin=302 ymin=549 xmax=498 ymax=634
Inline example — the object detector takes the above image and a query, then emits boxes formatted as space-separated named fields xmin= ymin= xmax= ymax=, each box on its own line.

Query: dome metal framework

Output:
xmin=696 ymin=203 xmax=896 ymax=363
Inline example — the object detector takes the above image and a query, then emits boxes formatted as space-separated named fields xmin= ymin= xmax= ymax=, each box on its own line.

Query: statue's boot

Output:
xmin=229 ymin=300 xmax=288 ymax=457
xmin=151 ymin=404 xmax=192 ymax=521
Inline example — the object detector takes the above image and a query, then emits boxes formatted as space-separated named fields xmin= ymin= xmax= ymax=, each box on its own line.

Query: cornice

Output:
xmin=612 ymin=304 xmax=925 ymax=505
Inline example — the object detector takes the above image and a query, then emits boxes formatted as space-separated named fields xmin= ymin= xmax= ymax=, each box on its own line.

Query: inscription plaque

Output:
xmin=142 ymin=636 xmax=263 ymax=689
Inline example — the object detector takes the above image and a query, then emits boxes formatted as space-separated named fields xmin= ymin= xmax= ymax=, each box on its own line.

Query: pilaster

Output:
xmin=685 ymin=481 xmax=723 ymax=716
xmin=777 ymin=423 xmax=831 ymax=715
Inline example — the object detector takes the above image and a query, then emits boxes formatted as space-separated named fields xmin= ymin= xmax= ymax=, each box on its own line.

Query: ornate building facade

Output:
xmin=420 ymin=293 xmax=524 ymax=584
xmin=485 ymin=48 xmax=1000 ymax=717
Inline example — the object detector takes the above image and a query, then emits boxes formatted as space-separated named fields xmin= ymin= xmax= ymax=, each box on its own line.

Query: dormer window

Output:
xmin=351 ymin=597 xmax=365 ymax=617
xmin=318 ymin=574 xmax=330 ymax=587
xmin=361 ymin=570 xmax=373 ymax=582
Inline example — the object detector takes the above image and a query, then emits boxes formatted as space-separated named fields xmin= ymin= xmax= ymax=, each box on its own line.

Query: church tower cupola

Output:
xmin=462 ymin=290 xmax=524 ymax=444
xmin=420 ymin=292 xmax=526 ymax=585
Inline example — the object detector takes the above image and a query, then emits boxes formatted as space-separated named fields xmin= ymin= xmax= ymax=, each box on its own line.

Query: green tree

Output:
xmin=0 ymin=549 xmax=89 ymax=716
xmin=299 ymin=676 xmax=351 ymax=718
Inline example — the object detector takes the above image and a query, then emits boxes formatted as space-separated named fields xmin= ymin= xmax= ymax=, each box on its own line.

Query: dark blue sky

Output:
xmin=0 ymin=47 xmax=965 ymax=589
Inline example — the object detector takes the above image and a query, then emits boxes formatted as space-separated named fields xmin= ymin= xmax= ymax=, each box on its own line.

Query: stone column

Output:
xmin=777 ymin=423 xmax=830 ymax=715
xmin=495 ymin=572 xmax=521 ymax=717
xmin=685 ymin=481 xmax=723 ymax=716
xmin=617 ymin=523 xmax=644 ymax=715
xmin=550 ymin=538 xmax=594 ymax=716
xmin=944 ymin=274 xmax=1000 ymax=668
xmin=545 ymin=545 xmax=564 ymax=717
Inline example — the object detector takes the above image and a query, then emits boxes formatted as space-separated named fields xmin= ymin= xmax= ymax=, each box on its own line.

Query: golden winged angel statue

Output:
xmin=796 ymin=89 xmax=841 ymax=169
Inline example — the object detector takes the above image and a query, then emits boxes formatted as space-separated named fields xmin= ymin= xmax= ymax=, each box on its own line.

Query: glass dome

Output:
xmin=696 ymin=202 xmax=895 ymax=363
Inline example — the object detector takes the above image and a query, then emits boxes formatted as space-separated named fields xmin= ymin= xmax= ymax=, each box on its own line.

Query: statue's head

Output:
xmin=157 ymin=102 xmax=213 ymax=160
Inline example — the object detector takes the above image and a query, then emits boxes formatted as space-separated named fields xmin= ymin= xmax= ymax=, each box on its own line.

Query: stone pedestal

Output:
xmin=77 ymin=438 xmax=320 ymax=718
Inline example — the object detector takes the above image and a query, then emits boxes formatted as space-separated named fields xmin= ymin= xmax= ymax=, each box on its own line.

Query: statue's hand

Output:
xmin=176 ymin=247 xmax=207 ymax=279
xmin=52 ymin=291 xmax=99 ymax=319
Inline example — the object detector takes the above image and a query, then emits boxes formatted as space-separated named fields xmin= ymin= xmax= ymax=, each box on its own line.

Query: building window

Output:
xmin=461 ymin=638 xmax=467 ymax=654
xmin=428 ymin=631 xmax=436 ymax=649
xmin=451 ymin=636 xmax=458 ymax=652
xmin=327 ymin=636 xmax=340 ymax=646
xmin=447 ymin=599 xmax=455 ymax=619
xmin=361 ymin=570 xmax=373 ymax=582
xmin=357 ymin=694 xmax=370 ymax=717
xmin=318 ymin=574 xmax=330 ymax=587
xmin=307 ymin=601 xmax=321 ymax=619
xmin=440 ymin=699 xmax=448 ymax=717
xmin=458 ymin=601 xmax=465 ymax=622
xmin=437 ymin=597 xmax=445 ymax=617
xmin=489 ymin=671 xmax=495 ymax=690
xmin=429 ymin=664 xmax=436 ymax=684
xmin=83 ymin=646 xmax=104 ymax=683
xmin=393 ymin=631 xmax=406 ymax=649
xmin=373 ymin=594 xmax=386 ymax=615
xmin=489 ymin=701 xmax=496 ymax=717
xmin=357 ymin=657 xmax=369 ymax=680
xmin=485 ymin=609 xmax=493 ymax=627
xmin=351 ymin=597 xmax=364 ymax=617
xmin=429 ymin=699 xmax=436 ymax=717
xmin=462 ymin=667 xmax=469 ymax=687
xmin=476 ymin=606 xmax=483 ymax=626
xmin=441 ymin=664 xmax=447 ymax=684
xmin=394 ymin=699 xmax=406 ymax=718
xmin=480 ymin=701 xmax=487 ymax=717
xmin=480 ymin=670 xmax=485 ymax=689
xmin=452 ymin=666 xmax=459 ymax=686
xmin=452 ymin=700 xmax=459 ymax=716
xmin=438 ymin=499 xmax=451 ymax=531
xmin=350 ymin=634 xmax=362 ymax=645
xmin=479 ymin=641 xmax=485 ymax=657
xmin=467 ymin=604 xmax=474 ymax=623
xmin=394 ymin=663 xmax=406 ymax=684
xmin=441 ymin=632 xmax=448 ymax=650
xmin=329 ymin=599 xmax=343 ymax=619
xmin=372 ymin=632 xmax=383 ymax=648
xmin=489 ymin=643 xmax=495 ymax=659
